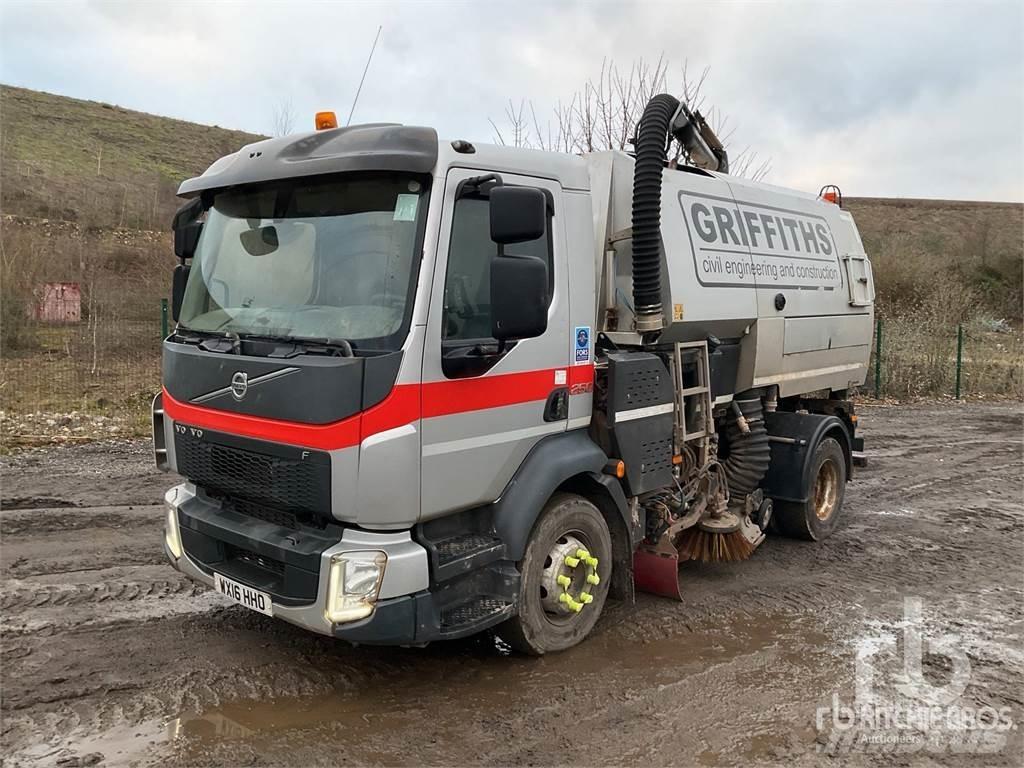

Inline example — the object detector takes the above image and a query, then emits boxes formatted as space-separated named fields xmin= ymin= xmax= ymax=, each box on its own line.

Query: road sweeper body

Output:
xmin=155 ymin=97 xmax=873 ymax=653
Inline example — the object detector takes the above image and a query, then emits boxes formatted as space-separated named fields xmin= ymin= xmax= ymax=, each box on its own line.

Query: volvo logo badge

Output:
xmin=230 ymin=371 xmax=248 ymax=401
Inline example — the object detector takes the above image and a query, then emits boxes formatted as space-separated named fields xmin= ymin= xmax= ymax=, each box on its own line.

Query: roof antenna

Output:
xmin=346 ymin=25 xmax=382 ymax=126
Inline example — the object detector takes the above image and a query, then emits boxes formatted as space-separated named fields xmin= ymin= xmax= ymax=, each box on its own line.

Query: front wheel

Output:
xmin=773 ymin=436 xmax=847 ymax=541
xmin=498 ymin=493 xmax=612 ymax=655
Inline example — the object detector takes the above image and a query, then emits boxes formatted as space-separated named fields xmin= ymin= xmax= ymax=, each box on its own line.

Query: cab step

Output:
xmin=430 ymin=533 xmax=505 ymax=582
xmin=439 ymin=595 xmax=514 ymax=635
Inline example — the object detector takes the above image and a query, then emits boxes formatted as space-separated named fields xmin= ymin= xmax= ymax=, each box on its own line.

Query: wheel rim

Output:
xmin=814 ymin=458 xmax=839 ymax=521
xmin=539 ymin=532 xmax=600 ymax=623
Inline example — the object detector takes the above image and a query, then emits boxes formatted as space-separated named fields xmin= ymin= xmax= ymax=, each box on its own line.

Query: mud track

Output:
xmin=2 ymin=404 xmax=1022 ymax=766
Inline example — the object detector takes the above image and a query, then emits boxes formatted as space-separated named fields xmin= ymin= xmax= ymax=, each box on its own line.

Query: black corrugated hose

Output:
xmin=631 ymin=93 xmax=679 ymax=325
xmin=723 ymin=396 xmax=771 ymax=507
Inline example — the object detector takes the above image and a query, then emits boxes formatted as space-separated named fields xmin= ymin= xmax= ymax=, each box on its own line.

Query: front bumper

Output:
xmin=163 ymin=484 xmax=430 ymax=642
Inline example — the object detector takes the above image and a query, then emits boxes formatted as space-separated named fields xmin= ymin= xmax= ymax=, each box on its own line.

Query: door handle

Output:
xmin=544 ymin=388 xmax=569 ymax=422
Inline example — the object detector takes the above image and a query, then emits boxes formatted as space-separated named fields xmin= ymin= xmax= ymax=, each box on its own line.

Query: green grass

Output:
xmin=1 ymin=84 xmax=263 ymax=229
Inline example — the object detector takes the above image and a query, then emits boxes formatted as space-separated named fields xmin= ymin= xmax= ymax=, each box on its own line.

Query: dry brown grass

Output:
xmin=848 ymin=197 xmax=1022 ymax=399
xmin=847 ymin=197 xmax=1023 ymax=323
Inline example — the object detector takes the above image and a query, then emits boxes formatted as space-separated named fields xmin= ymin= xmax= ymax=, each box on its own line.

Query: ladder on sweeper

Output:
xmin=632 ymin=341 xmax=714 ymax=600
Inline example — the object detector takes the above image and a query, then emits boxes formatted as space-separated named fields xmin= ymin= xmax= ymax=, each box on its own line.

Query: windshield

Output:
xmin=178 ymin=172 xmax=429 ymax=351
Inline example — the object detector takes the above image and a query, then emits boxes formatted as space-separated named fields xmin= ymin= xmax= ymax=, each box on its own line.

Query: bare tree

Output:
xmin=271 ymin=97 xmax=297 ymax=137
xmin=490 ymin=57 xmax=769 ymax=182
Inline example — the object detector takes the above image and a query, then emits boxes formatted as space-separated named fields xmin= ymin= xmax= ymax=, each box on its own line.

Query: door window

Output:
xmin=441 ymin=193 xmax=552 ymax=378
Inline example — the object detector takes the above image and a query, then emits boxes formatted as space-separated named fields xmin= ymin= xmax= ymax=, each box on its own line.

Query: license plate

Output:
xmin=213 ymin=573 xmax=273 ymax=617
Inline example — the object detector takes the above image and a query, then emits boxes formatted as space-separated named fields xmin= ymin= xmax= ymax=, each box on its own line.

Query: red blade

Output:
xmin=632 ymin=546 xmax=683 ymax=600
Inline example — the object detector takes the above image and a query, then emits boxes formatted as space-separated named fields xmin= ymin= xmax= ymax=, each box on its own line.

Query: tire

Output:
xmin=773 ymin=436 xmax=847 ymax=541
xmin=498 ymin=493 xmax=612 ymax=655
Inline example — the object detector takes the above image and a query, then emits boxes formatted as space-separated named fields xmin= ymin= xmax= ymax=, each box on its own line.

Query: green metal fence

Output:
xmin=868 ymin=317 xmax=1022 ymax=400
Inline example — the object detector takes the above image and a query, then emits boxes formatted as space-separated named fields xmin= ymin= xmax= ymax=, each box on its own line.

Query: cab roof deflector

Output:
xmin=177 ymin=124 xmax=438 ymax=197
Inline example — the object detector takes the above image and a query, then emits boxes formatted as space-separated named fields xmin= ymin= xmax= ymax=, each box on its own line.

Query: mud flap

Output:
xmin=632 ymin=540 xmax=683 ymax=601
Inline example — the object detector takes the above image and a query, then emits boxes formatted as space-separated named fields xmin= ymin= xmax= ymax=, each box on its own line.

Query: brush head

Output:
xmin=677 ymin=527 xmax=759 ymax=563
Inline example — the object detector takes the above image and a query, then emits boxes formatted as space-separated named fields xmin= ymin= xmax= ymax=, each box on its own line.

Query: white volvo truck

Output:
xmin=155 ymin=96 xmax=873 ymax=653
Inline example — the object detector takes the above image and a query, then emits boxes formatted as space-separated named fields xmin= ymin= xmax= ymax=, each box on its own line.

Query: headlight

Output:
xmin=325 ymin=551 xmax=387 ymax=624
xmin=165 ymin=504 xmax=183 ymax=560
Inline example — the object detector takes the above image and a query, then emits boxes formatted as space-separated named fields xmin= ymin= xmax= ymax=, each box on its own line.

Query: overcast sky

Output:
xmin=2 ymin=0 xmax=1022 ymax=201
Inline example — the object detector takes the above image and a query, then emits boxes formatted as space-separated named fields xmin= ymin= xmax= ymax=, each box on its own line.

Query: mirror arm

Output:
xmin=457 ymin=173 xmax=504 ymax=200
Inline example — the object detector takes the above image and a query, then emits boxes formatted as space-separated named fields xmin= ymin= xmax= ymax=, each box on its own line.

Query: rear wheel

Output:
xmin=773 ymin=436 xmax=847 ymax=541
xmin=498 ymin=493 xmax=612 ymax=655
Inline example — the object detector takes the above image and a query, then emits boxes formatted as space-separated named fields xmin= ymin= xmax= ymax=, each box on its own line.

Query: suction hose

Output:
xmin=722 ymin=395 xmax=771 ymax=508
xmin=631 ymin=93 xmax=679 ymax=333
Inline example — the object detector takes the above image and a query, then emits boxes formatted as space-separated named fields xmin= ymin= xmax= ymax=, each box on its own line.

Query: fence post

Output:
xmin=161 ymin=298 xmax=169 ymax=339
xmin=955 ymin=323 xmax=964 ymax=400
xmin=874 ymin=317 xmax=883 ymax=398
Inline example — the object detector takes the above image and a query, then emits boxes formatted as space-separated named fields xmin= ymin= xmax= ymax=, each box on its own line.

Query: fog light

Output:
xmin=165 ymin=505 xmax=183 ymax=560
xmin=325 ymin=551 xmax=387 ymax=624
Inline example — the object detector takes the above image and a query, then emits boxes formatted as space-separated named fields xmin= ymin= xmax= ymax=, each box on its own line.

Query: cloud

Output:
xmin=1 ymin=0 xmax=1020 ymax=201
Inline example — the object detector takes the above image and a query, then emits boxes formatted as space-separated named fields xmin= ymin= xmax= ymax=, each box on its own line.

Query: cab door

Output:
xmin=420 ymin=169 xmax=571 ymax=520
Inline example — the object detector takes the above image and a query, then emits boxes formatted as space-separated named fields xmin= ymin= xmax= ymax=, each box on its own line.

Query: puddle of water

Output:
xmin=161 ymin=612 xmax=833 ymax=760
xmin=43 ymin=610 xmax=842 ymax=766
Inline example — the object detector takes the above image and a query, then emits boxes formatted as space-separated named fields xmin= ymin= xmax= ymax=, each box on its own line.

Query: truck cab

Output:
xmin=157 ymin=124 xmax=621 ymax=651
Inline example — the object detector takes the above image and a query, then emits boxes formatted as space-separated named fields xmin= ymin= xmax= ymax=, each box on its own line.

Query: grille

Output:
xmin=176 ymin=432 xmax=330 ymax=515
xmin=226 ymin=544 xmax=286 ymax=575
xmin=229 ymin=497 xmax=300 ymax=530
xmin=219 ymin=496 xmax=331 ymax=531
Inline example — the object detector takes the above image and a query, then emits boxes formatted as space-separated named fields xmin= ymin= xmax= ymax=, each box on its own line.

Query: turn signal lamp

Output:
xmin=604 ymin=459 xmax=626 ymax=479
xmin=315 ymin=111 xmax=339 ymax=130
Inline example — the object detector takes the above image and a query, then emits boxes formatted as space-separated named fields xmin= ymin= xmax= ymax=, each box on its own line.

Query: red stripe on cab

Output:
xmin=162 ymin=364 xmax=593 ymax=451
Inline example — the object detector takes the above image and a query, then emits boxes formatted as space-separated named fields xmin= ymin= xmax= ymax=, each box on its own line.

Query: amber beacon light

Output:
xmin=315 ymin=111 xmax=339 ymax=130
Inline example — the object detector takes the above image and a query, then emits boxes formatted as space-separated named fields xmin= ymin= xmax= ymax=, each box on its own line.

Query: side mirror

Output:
xmin=489 ymin=186 xmax=546 ymax=244
xmin=171 ymin=263 xmax=190 ymax=322
xmin=174 ymin=221 xmax=203 ymax=259
xmin=490 ymin=255 xmax=548 ymax=341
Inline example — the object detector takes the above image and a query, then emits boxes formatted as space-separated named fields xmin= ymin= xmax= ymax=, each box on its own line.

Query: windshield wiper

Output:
xmin=175 ymin=325 xmax=230 ymax=343
xmin=235 ymin=332 xmax=355 ymax=357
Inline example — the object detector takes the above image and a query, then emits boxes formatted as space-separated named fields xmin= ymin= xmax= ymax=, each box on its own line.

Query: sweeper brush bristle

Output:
xmin=677 ymin=528 xmax=758 ymax=563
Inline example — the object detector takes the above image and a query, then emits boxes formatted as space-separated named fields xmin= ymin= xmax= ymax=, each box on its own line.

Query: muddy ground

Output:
xmin=2 ymin=402 xmax=1022 ymax=767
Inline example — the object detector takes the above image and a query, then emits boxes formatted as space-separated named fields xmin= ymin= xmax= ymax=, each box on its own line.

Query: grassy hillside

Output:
xmin=847 ymin=197 xmax=1022 ymax=323
xmin=0 ymin=85 xmax=262 ymax=229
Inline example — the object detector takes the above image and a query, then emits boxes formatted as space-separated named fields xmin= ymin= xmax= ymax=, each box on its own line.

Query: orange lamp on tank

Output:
xmin=818 ymin=184 xmax=843 ymax=207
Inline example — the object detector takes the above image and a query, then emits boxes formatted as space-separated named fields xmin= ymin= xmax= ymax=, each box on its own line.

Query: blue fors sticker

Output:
xmin=574 ymin=326 xmax=591 ymax=364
